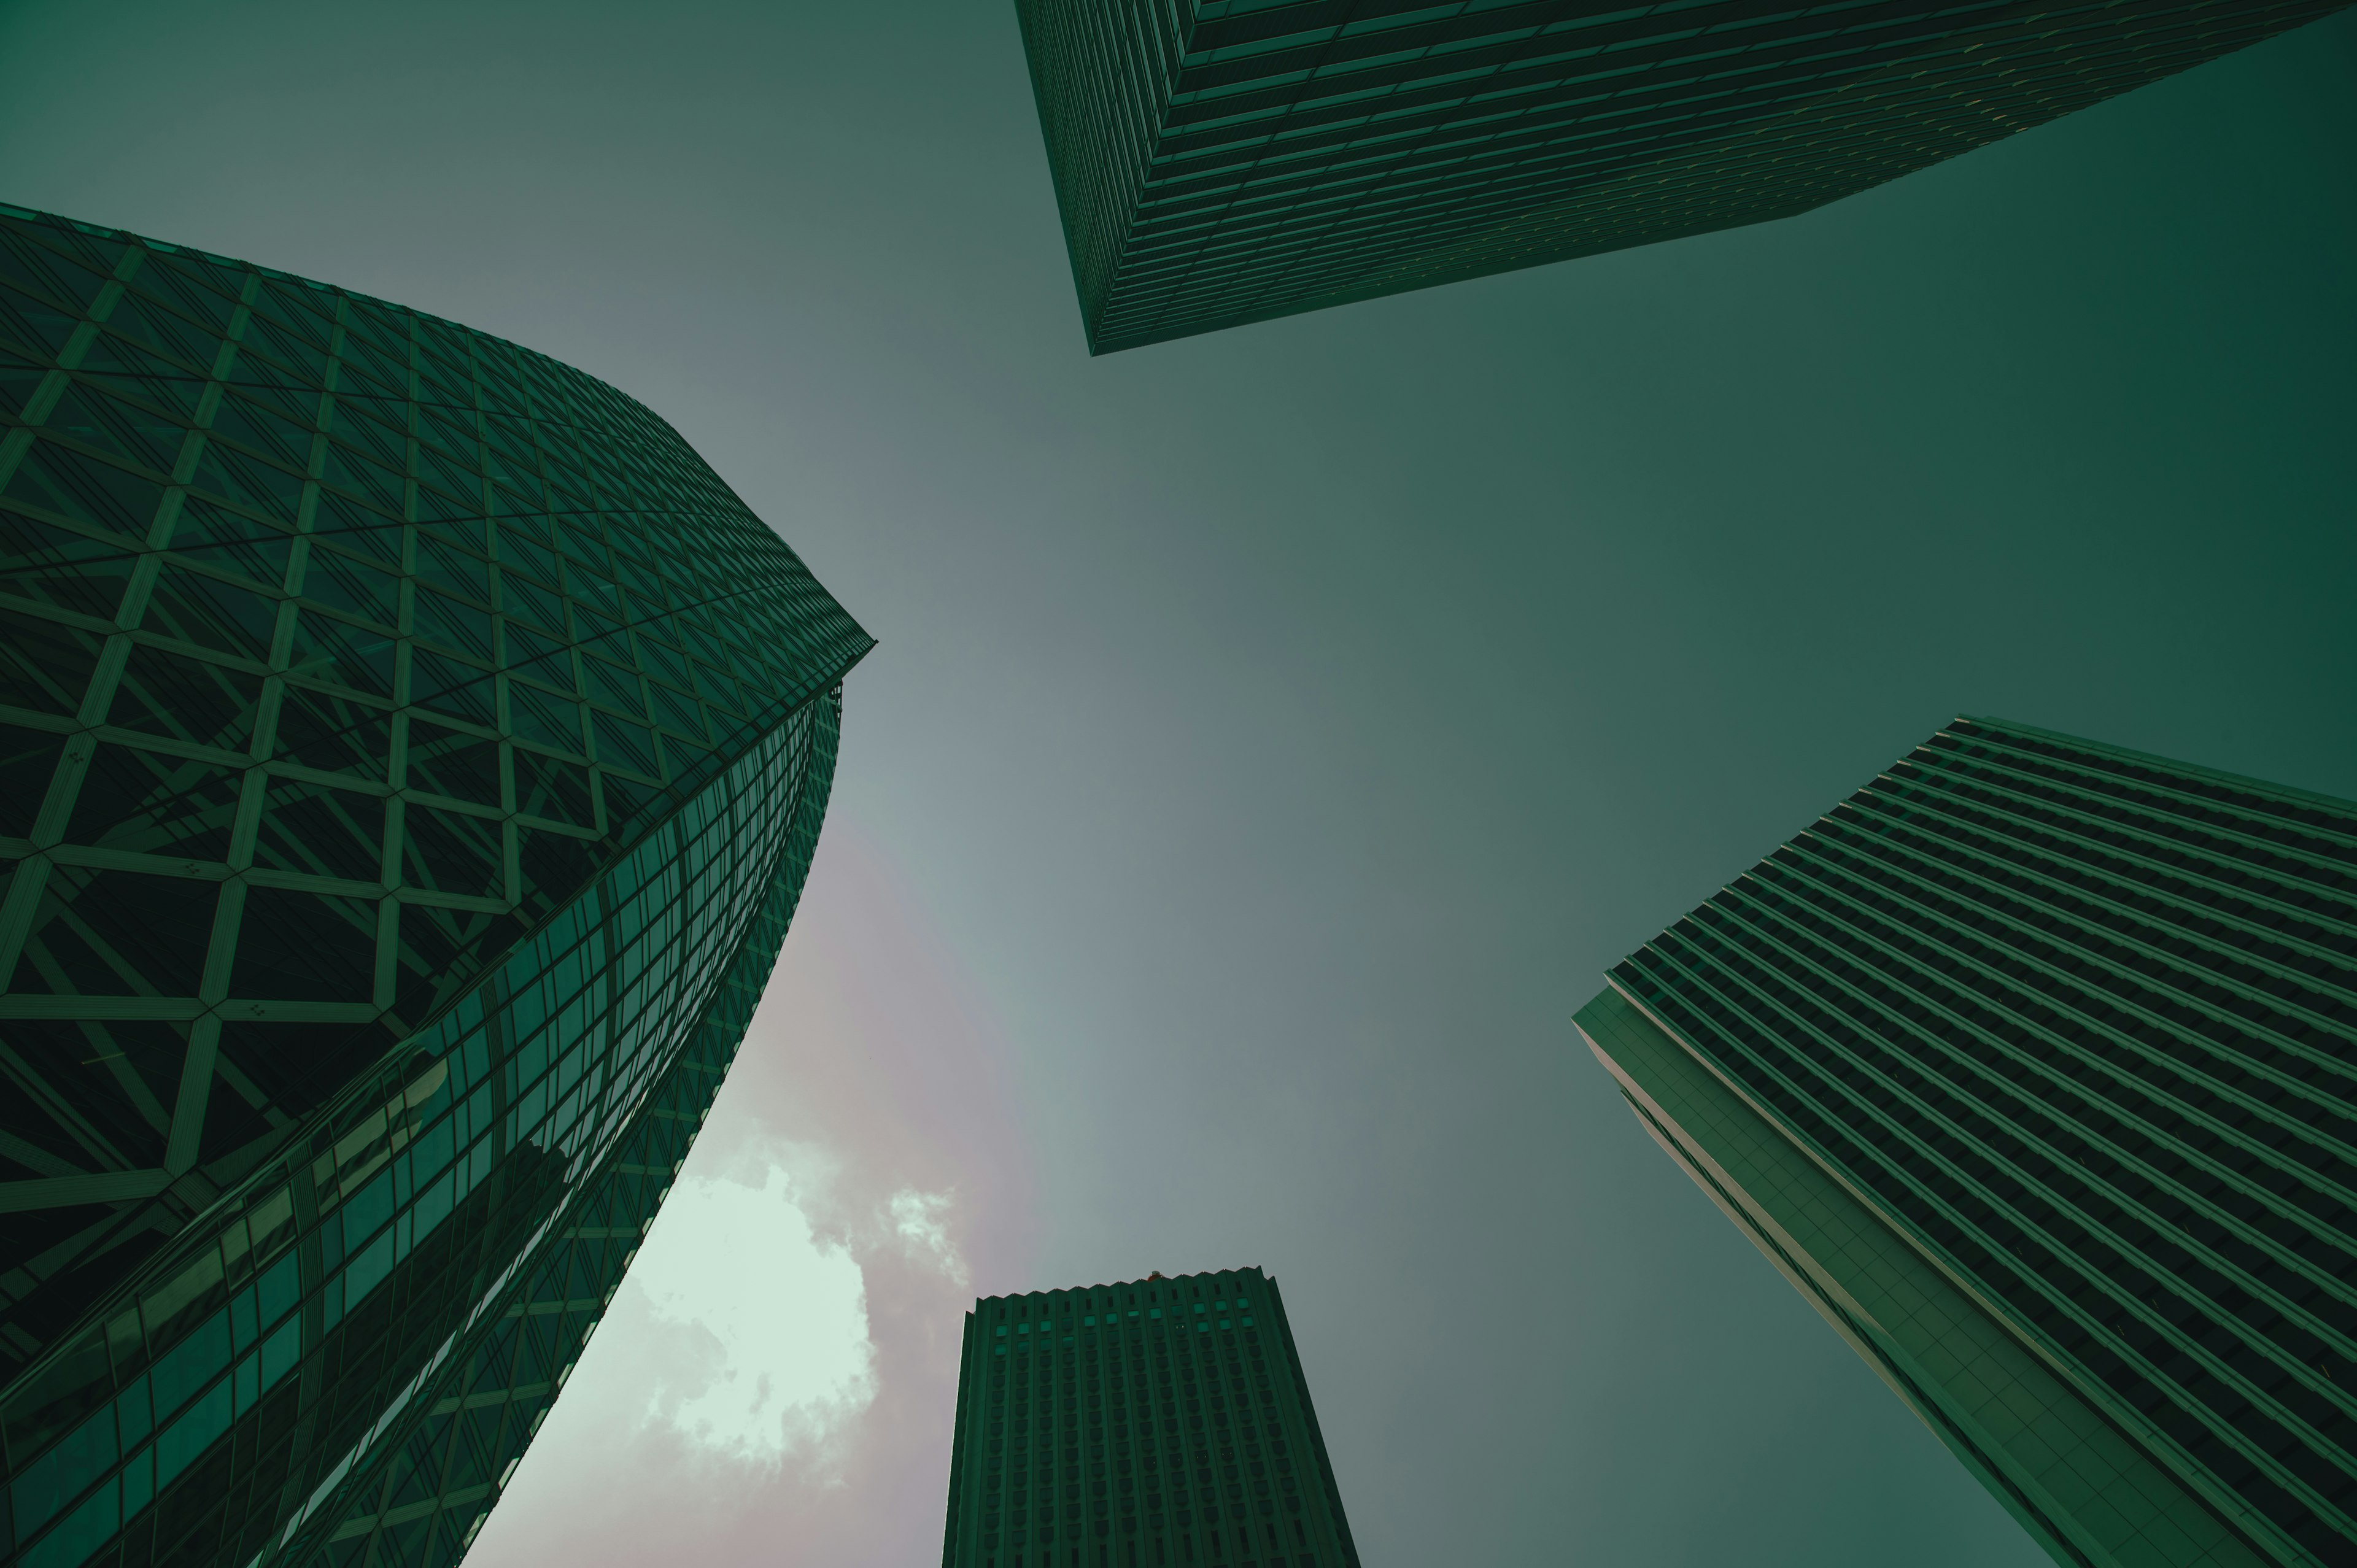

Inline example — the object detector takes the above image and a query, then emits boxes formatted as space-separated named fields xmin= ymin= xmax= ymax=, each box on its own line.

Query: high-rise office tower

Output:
xmin=1579 ymin=717 xmax=2357 ymax=1567
xmin=1013 ymin=0 xmax=2348 ymax=353
xmin=942 ymin=1268 xmax=1359 ymax=1568
xmin=0 ymin=206 xmax=871 ymax=1568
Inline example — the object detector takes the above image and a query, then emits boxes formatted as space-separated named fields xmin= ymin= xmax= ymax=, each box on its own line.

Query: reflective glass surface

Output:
xmin=0 ymin=206 xmax=869 ymax=1568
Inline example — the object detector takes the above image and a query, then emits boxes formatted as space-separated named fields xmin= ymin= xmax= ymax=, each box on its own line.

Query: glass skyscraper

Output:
xmin=1579 ymin=717 xmax=2357 ymax=1567
xmin=1013 ymin=0 xmax=2348 ymax=353
xmin=942 ymin=1268 xmax=1359 ymax=1568
xmin=0 ymin=206 xmax=870 ymax=1568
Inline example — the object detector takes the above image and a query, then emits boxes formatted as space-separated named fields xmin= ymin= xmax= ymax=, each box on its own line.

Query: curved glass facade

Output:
xmin=0 ymin=206 xmax=870 ymax=1568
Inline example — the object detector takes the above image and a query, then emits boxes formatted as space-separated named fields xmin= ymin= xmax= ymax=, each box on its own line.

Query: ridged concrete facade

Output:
xmin=943 ymin=1269 xmax=1360 ymax=1568
xmin=1015 ymin=0 xmax=2348 ymax=352
xmin=1582 ymin=716 xmax=2357 ymax=1567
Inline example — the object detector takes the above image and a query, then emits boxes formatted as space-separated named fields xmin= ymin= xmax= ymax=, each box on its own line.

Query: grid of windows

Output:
xmin=1601 ymin=716 xmax=2357 ymax=1567
xmin=0 ymin=206 xmax=869 ymax=1568
xmin=1013 ymin=0 xmax=2345 ymax=353
xmin=942 ymin=1269 xmax=1358 ymax=1568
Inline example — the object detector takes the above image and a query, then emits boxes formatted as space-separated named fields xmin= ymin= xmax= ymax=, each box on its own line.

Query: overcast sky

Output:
xmin=5 ymin=4 xmax=2355 ymax=1564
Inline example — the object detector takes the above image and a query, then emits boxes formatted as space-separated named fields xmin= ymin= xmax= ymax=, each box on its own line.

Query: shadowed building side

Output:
xmin=1013 ymin=0 xmax=2351 ymax=353
xmin=943 ymin=1268 xmax=1360 ymax=1568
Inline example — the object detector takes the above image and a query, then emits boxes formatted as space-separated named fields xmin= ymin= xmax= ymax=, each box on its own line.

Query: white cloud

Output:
xmin=630 ymin=1162 xmax=877 ymax=1466
xmin=888 ymin=1188 xmax=966 ymax=1284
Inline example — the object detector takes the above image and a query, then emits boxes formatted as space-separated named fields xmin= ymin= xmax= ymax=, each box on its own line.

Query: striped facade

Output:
xmin=1582 ymin=717 xmax=2357 ymax=1567
xmin=1013 ymin=0 xmax=2347 ymax=353
xmin=943 ymin=1269 xmax=1360 ymax=1568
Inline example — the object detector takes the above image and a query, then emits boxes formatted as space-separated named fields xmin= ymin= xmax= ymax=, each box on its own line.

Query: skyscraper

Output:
xmin=1579 ymin=716 xmax=2357 ymax=1567
xmin=0 ymin=205 xmax=871 ymax=1568
xmin=942 ymin=1268 xmax=1359 ymax=1568
xmin=1013 ymin=0 xmax=2348 ymax=353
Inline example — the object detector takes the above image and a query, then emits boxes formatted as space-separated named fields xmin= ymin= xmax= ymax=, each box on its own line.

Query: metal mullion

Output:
xmin=1094 ymin=0 xmax=1176 ymax=306
xmin=1705 ymin=891 xmax=2184 ymax=1251
xmin=1744 ymin=839 xmax=2357 ymax=1254
xmin=1752 ymin=853 xmax=2357 ymax=1354
xmin=391 ymin=784 xmax=500 ymax=824
xmin=577 ymin=789 xmax=745 ymax=1173
xmin=1933 ymin=733 xmax=2280 ymax=838
xmin=1619 ymin=935 xmax=2199 ymax=1412
xmin=392 ymin=887 xmax=506 ymax=918
xmin=1753 ymin=849 xmax=2282 ymax=1169
xmin=1792 ymin=824 xmax=2357 ymax=1172
xmin=1627 ymin=937 xmax=2003 ymax=1237
xmin=579 ymin=863 xmax=638 ymax=1149
xmin=1898 ymin=768 xmax=2357 ymax=920
xmin=4 ymin=418 xmax=179 ymax=493
xmin=0 ymin=357 xmax=73 ymax=482
xmin=1832 ymin=797 xmax=2357 ymax=1017
xmin=1833 ymin=799 xmax=2357 ymax=1143
xmin=1654 ymin=910 xmax=2357 ymax=1513
xmin=1123 ymin=0 xmax=1292 ymax=333
xmin=1695 ymin=887 xmax=2271 ymax=1301
xmin=19 ymin=885 xmax=170 ymax=1001
xmin=1813 ymin=811 xmax=2357 ymax=1127
xmin=1948 ymin=733 xmax=2357 ymax=860
xmin=1175 ymin=1 xmax=1861 ymax=312
xmin=0 ymin=555 xmax=131 ymax=628
xmin=149 ymin=539 xmax=296 ymax=610
xmin=1941 ymin=746 xmax=2357 ymax=897
xmin=1852 ymin=778 xmax=2353 ymax=952
xmin=0 ymin=1023 xmax=142 ymax=1174
xmin=7 ymin=247 xmax=156 ymax=777
xmin=1842 ymin=794 xmax=2357 ymax=1003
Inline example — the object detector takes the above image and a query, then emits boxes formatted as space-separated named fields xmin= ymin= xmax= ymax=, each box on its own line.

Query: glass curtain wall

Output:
xmin=1 ymin=205 xmax=870 ymax=1568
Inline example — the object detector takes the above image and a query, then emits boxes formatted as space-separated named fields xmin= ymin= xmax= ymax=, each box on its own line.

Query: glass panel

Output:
xmin=0 ymin=204 xmax=868 ymax=1568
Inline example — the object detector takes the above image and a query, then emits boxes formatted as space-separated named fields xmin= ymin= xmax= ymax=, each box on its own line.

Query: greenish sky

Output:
xmin=4 ymin=2 xmax=2353 ymax=1563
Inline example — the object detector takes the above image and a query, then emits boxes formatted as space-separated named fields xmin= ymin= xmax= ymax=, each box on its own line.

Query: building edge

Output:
xmin=0 ymin=676 xmax=856 ymax=1437
xmin=1577 ymin=983 xmax=2297 ymax=1568
xmin=943 ymin=1310 xmax=977 ymax=1568
xmin=942 ymin=1268 xmax=1355 ymax=1566
xmin=281 ymin=686 xmax=848 ymax=1567
xmin=1005 ymin=0 xmax=1117 ymax=359
xmin=1255 ymin=1275 xmax=1361 ymax=1568
xmin=1951 ymin=716 xmax=2357 ymax=818
xmin=1 ymin=689 xmax=846 ymax=1568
